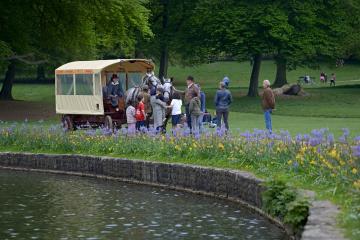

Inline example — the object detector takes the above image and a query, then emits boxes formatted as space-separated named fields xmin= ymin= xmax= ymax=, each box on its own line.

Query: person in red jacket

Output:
xmin=135 ymin=94 xmax=146 ymax=131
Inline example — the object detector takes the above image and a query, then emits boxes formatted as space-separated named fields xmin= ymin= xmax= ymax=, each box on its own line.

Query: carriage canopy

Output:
xmin=55 ymin=59 xmax=154 ymax=115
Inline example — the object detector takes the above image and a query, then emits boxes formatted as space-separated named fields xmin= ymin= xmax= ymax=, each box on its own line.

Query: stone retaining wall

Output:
xmin=0 ymin=152 xmax=346 ymax=240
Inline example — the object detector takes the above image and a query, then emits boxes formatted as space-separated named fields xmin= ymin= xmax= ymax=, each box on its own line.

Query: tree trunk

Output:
xmin=158 ymin=0 xmax=169 ymax=80
xmin=36 ymin=64 xmax=45 ymax=82
xmin=0 ymin=61 xmax=16 ymax=100
xmin=134 ymin=48 xmax=145 ymax=59
xmin=159 ymin=46 xmax=169 ymax=80
xmin=273 ymin=58 xmax=288 ymax=87
xmin=247 ymin=54 xmax=262 ymax=97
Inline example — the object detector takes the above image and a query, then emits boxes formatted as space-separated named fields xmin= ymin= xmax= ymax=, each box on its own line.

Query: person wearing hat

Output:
xmin=151 ymin=86 xmax=167 ymax=131
xmin=142 ymin=85 xmax=152 ymax=128
xmin=107 ymin=74 xmax=124 ymax=111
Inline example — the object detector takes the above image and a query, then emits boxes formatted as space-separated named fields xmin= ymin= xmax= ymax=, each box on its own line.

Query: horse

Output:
xmin=125 ymin=71 xmax=162 ymax=106
xmin=125 ymin=72 xmax=178 ymax=131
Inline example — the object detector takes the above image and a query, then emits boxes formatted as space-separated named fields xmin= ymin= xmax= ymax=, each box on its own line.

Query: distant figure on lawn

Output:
xmin=214 ymin=81 xmax=232 ymax=131
xmin=262 ymin=80 xmax=275 ymax=134
xmin=320 ymin=72 xmax=325 ymax=83
xmin=222 ymin=76 xmax=230 ymax=88
xmin=330 ymin=73 xmax=336 ymax=87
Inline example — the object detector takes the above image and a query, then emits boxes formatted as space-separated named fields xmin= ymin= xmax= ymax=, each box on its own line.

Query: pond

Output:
xmin=0 ymin=170 xmax=287 ymax=239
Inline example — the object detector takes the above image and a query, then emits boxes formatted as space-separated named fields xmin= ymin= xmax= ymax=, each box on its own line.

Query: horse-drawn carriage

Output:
xmin=55 ymin=59 xmax=155 ymax=130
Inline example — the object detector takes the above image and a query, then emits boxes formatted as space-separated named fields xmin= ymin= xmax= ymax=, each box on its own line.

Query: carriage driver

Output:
xmin=107 ymin=74 xmax=124 ymax=111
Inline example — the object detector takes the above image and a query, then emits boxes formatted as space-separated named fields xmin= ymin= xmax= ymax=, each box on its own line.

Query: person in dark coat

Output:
xmin=107 ymin=74 xmax=124 ymax=110
xmin=214 ymin=81 xmax=232 ymax=130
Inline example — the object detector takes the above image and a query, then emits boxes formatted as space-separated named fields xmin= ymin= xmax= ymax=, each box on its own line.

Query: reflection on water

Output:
xmin=0 ymin=170 xmax=287 ymax=239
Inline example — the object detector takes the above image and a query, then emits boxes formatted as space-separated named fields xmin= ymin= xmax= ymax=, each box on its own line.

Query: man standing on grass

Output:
xmin=262 ymin=80 xmax=275 ymax=133
xmin=214 ymin=81 xmax=232 ymax=131
xmin=184 ymin=76 xmax=200 ymax=130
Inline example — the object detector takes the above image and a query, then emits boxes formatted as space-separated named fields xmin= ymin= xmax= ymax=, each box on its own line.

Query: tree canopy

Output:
xmin=0 ymin=0 xmax=152 ymax=99
xmin=1 ymin=0 xmax=359 ymax=100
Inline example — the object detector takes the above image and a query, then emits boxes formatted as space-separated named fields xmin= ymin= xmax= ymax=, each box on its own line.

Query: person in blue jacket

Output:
xmin=214 ymin=81 xmax=232 ymax=130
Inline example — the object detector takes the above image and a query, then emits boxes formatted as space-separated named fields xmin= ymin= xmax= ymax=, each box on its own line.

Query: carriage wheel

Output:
xmin=62 ymin=115 xmax=74 ymax=131
xmin=104 ymin=115 xmax=113 ymax=131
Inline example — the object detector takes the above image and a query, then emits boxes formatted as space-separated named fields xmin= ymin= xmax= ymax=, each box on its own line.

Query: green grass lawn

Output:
xmin=168 ymin=60 xmax=360 ymax=87
xmin=11 ymin=84 xmax=55 ymax=103
xmin=1 ymin=60 xmax=359 ymax=135
xmin=225 ymin=112 xmax=360 ymax=136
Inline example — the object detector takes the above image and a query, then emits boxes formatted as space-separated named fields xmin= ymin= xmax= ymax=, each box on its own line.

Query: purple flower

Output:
xmin=354 ymin=136 xmax=360 ymax=142
xmin=339 ymin=135 xmax=347 ymax=144
xmin=85 ymin=129 xmax=96 ymax=136
xmin=293 ymin=161 xmax=299 ymax=170
xmin=303 ymin=134 xmax=310 ymax=142
xmin=311 ymin=129 xmax=324 ymax=140
xmin=342 ymin=128 xmax=350 ymax=137
xmin=295 ymin=134 xmax=303 ymax=144
xmin=240 ymin=131 xmax=251 ymax=139
xmin=182 ymin=128 xmax=191 ymax=137
xmin=194 ymin=133 xmax=201 ymax=140
xmin=352 ymin=145 xmax=360 ymax=158
xmin=317 ymin=147 xmax=321 ymax=153
xmin=309 ymin=137 xmax=321 ymax=147
xmin=267 ymin=141 xmax=275 ymax=149
xmin=327 ymin=134 xmax=335 ymax=146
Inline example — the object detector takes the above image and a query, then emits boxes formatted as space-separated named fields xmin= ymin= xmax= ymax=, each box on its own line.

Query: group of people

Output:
xmin=106 ymin=73 xmax=276 ymax=134
xmin=320 ymin=72 xmax=336 ymax=86
xmin=123 ymin=75 xmax=236 ymax=134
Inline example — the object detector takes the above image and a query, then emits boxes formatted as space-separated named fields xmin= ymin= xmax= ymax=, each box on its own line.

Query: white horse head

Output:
xmin=162 ymin=78 xmax=173 ymax=102
xmin=142 ymin=71 xmax=161 ymax=89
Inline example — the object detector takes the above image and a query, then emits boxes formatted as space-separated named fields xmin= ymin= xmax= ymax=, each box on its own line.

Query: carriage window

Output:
xmin=56 ymin=74 xmax=74 ymax=95
xmin=128 ymin=72 xmax=143 ymax=88
xmin=94 ymin=73 xmax=101 ymax=96
xmin=75 ymin=74 xmax=93 ymax=95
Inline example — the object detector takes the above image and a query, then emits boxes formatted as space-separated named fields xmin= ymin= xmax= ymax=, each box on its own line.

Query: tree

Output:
xmin=177 ymin=0 xmax=357 ymax=93
xmin=137 ymin=0 xmax=199 ymax=79
xmin=0 ymin=0 xmax=152 ymax=100
xmin=176 ymin=0 xmax=274 ymax=96
xmin=270 ymin=0 xmax=354 ymax=87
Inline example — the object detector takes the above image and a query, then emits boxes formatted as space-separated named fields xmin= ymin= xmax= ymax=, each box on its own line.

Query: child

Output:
xmin=330 ymin=73 xmax=336 ymax=87
xmin=169 ymin=92 xmax=182 ymax=129
xmin=135 ymin=94 xmax=146 ymax=131
xmin=126 ymin=101 xmax=136 ymax=133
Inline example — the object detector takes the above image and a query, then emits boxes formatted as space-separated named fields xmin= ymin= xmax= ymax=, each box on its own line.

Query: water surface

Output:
xmin=0 ymin=170 xmax=287 ymax=239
